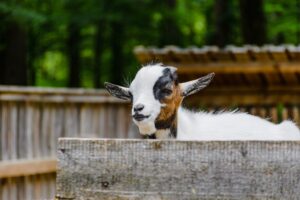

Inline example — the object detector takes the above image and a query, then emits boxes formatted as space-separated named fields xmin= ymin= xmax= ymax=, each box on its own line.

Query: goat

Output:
xmin=104 ymin=63 xmax=300 ymax=140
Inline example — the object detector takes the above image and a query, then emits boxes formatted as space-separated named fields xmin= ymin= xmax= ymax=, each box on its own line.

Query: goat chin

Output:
xmin=176 ymin=107 xmax=300 ymax=141
xmin=136 ymin=121 xmax=156 ymax=135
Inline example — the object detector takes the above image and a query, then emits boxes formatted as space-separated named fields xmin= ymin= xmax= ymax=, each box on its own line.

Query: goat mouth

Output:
xmin=132 ymin=114 xmax=150 ymax=121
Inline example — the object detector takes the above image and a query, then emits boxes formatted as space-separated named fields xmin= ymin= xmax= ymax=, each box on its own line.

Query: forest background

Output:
xmin=0 ymin=0 xmax=299 ymax=88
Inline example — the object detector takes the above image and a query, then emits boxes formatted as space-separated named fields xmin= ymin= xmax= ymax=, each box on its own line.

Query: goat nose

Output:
xmin=134 ymin=104 xmax=144 ymax=112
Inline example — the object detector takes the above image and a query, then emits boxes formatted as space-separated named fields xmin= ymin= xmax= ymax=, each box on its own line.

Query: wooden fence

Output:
xmin=0 ymin=86 xmax=138 ymax=200
xmin=57 ymin=138 xmax=300 ymax=199
xmin=134 ymin=44 xmax=300 ymax=128
xmin=0 ymin=84 xmax=300 ymax=199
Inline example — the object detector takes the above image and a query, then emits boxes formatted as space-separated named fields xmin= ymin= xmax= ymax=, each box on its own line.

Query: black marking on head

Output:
xmin=153 ymin=68 xmax=178 ymax=102
xmin=104 ymin=82 xmax=132 ymax=101
xmin=181 ymin=73 xmax=215 ymax=97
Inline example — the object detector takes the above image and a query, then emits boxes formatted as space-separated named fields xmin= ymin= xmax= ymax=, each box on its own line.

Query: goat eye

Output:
xmin=161 ymin=88 xmax=172 ymax=95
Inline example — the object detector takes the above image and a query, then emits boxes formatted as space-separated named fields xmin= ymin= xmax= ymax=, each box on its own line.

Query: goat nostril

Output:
xmin=134 ymin=104 xmax=144 ymax=112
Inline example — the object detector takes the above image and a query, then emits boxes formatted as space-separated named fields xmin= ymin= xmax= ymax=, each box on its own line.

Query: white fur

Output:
xmin=177 ymin=107 xmax=300 ymax=140
xmin=129 ymin=65 xmax=165 ymax=135
xmin=127 ymin=64 xmax=300 ymax=140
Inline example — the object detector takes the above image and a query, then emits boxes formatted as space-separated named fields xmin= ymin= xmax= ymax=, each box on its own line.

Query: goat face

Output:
xmin=104 ymin=64 xmax=214 ymax=136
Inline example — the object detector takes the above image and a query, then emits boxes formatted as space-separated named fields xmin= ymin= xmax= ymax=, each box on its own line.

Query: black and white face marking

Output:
xmin=128 ymin=65 xmax=177 ymax=135
xmin=104 ymin=63 xmax=215 ymax=138
xmin=153 ymin=68 xmax=178 ymax=102
xmin=155 ymin=111 xmax=177 ymax=138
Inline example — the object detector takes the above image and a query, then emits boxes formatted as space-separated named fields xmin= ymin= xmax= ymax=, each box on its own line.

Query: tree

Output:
xmin=66 ymin=22 xmax=81 ymax=87
xmin=1 ymin=21 xmax=28 ymax=85
xmin=239 ymin=0 xmax=266 ymax=45
xmin=65 ymin=0 xmax=82 ymax=88
xmin=93 ymin=21 xmax=105 ymax=88
xmin=206 ymin=0 xmax=238 ymax=47
xmin=110 ymin=21 xmax=125 ymax=85
xmin=158 ymin=0 xmax=183 ymax=46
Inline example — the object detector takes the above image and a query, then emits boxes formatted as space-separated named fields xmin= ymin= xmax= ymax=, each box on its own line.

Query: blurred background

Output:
xmin=0 ymin=0 xmax=299 ymax=87
xmin=1 ymin=0 xmax=300 ymax=199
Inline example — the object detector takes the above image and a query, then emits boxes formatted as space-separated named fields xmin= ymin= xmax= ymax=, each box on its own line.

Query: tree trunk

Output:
xmin=297 ymin=0 xmax=300 ymax=43
xmin=67 ymin=22 xmax=81 ymax=88
xmin=110 ymin=21 xmax=124 ymax=85
xmin=1 ymin=21 xmax=28 ymax=85
xmin=239 ymin=0 xmax=266 ymax=45
xmin=93 ymin=21 xmax=105 ymax=88
xmin=0 ymin=21 xmax=4 ymax=83
xmin=207 ymin=0 xmax=236 ymax=47
xmin=28 ymin=28 xmax=37 ymax=85
xmin=159 ymin=0 xmax=183 ymax=46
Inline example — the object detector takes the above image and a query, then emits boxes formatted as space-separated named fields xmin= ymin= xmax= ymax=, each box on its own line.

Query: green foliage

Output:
xmin=265 ymin=0 xmax=300 ymax=44
xmin=0 ymin=0 xmax=299 ymax=87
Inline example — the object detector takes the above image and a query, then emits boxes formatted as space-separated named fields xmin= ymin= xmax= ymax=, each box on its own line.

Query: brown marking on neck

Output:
xmin=155 ymin=85 xmax=182 ymax=137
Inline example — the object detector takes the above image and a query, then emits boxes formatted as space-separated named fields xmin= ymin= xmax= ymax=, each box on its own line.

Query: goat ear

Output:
xmin=179 ymin=73 xmax=215 ymax=97
xmin=104 ymin=82 xmax=131 ymax=101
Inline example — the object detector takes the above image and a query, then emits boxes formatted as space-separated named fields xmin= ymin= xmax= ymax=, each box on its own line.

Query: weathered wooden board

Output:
xmin=0 ymin=86 xmax=138 ymax=200
xmin=57 ymin=138 xmax=300 ymax=200
xmin=0 ymin=158 xmax=56 ymax=178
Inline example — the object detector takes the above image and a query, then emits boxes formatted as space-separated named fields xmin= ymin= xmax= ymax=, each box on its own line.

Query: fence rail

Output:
xmin=0 ymin=86 xmax=137 ymax=200
xmin=0 ymin=85 xmax=300 ymax=199
xmin=57 ymin=138 xmax=300 ymax=200
xmin=0 ymin=158 xmax=56 ymax=179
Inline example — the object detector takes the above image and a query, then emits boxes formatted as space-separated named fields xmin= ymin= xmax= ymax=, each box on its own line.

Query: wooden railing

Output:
xmin=0 ymin=85 xmax=299 ymax=199
xmin=57 ymin=138 xmax=300 ymax=199
xmin=0 ymin=86 xmax=138 ymax=200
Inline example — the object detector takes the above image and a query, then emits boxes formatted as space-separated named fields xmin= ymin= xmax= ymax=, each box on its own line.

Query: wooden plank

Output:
xmin=0 ymin=158 xmax=56 ymax=178
xmin=258 ymin=107 xmax=267 ymax=118
xmin=64 ymin=104 xmax=80 ymax=137
xmin=80 ymin=104 xmax=95 ymax=137
xmin=226 ymin=46 xmax=251 ymax=62
xmin=0 ymin=87 xmax=126 ymax=104
xmin=133 ymin=46 xmax=153 ymax=64
xmin=286 ymin=46 xmax=300 ymax=61
xmin=270 ymin=107 xmax=278 ymax=123
xmin=57 ymin=139 xmax=300 ymax=200
xmin=265 ymin=46 xmax=288 ymax=62
xmin=168 ymin=48 xmax=194 ymax=63
xmin=185 ymin=86 xmax=300 ymax=106
xmin=16 ymin=177 xmax=25 ymax=200
xmin=0 ymin=86 xmax=110 ymax=96
xmin=41 ymin=105 xmax=52 ymax=157
xmin=214 ymin=50 xmax=233 ymax=62
xmin=173 ymin=62 xmax=300 ymax=74
xmin=1 ymin=102 xmax=9 ymax=161
xmin=0 ymin=94 xmax=127 ymax=103
xmin=292 ymin=106 xmax=300 ymax=125
xmin=50 ymin=105 xmax=62 ymax=156
xmin=189 ymin=47 xmax=210 ymax=63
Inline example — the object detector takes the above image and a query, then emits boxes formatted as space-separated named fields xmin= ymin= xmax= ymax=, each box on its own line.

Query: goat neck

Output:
xmin=153 ymin=85 xmax=182 ymax=139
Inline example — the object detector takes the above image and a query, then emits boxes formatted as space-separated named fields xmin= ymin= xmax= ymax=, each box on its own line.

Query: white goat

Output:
xmin=105 ymin=63 xmax=300 ymax=140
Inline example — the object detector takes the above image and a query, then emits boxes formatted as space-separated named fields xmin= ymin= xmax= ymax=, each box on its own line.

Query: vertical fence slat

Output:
xmin=64 ymin=104 xmax=80 ymax=137
xmin=98 ymin=105 xmax=106 ymax=138
xmin=9 ymin=103 xmax=18 ymax=200
xmin=293 ymin=106 xmax=300 ymax=125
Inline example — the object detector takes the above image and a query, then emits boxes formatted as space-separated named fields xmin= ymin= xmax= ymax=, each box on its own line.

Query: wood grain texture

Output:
xmin=57 ymin=138 xmax=300 ymax=200
xmin=0 ymin=158 xmax=56 ymax=178
xmin=134 ymin=45 xmax=300 ymax=88
xmin=0 ymin=87 xmax=137 ymax=200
